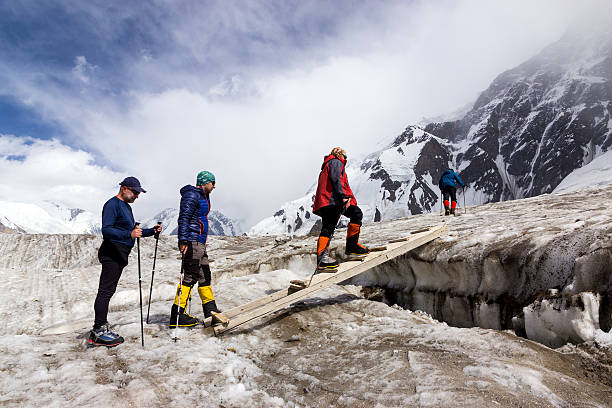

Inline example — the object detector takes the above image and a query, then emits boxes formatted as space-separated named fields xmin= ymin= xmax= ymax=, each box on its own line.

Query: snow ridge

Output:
xmin=0 ymin=201 xmax=100 ymax=234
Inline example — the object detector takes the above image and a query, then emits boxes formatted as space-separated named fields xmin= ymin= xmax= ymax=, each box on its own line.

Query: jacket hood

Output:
xmin=321 ymin=154 xmax=346 ymax=170
xmin=180 ymin=184 xmax=204 ymax=197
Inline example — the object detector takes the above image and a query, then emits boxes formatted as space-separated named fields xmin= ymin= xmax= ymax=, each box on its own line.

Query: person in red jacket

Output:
xmin=313 ymin=147 xmax=369 ymax=270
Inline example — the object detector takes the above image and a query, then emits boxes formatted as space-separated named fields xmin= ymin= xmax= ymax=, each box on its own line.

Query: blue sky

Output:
xmin=0 ymin=0 xmax=607 ymax=228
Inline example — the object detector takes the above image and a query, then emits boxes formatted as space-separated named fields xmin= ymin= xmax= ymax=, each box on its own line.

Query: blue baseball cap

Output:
xmin=119 ymin=176 xmax=146 ymax=193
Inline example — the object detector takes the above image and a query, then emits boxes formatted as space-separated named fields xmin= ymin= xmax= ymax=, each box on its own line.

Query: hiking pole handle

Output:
xmin=154 ymin=221 xmax=162 ymax=239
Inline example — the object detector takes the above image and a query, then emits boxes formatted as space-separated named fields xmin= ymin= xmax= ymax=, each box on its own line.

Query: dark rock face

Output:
xmin=69 ymin=208 xmax=84 ymax=220
xmin=409 ymin=138 xmax=452 ymax=214
xmin=374 ymin=208 xmax=382 ymax=222
xmin=370 ymin=167 xmax=401 ymax=203
xmin=426 ymin=29 xmax=612 ymax=203
xmin=361 ymin=125 xmax=455 ymax=223
xmin=294 ymin=214 xmax=303 ymax=231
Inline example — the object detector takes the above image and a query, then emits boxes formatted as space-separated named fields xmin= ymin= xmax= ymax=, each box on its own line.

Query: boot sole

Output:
xmin=316 ymin=264 xmax=339 ymax=271
xmin=168 ymin=323 xmax=199 ymax=328
xmin=87 ymin=339 xmax=123 ymax=348
xmin=345 ymin=253 xmax=369 ymax=259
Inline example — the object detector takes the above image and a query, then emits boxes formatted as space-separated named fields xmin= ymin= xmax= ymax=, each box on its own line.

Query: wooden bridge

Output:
xmin=206 ymin=224 xmax=447 ymax=336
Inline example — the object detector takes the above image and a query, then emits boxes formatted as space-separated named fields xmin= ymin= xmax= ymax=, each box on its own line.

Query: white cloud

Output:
xmin=3 ymin=0 xmax=612 ymax=227
xmin=72 ymin=56 xmax=96 ymax=84
xmin=0 ymin=135 xmax=128 ymax=216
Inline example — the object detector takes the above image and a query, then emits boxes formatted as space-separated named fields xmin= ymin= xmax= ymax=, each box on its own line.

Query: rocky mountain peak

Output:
xmin=251 ymin=29 xmax=612 ymax=237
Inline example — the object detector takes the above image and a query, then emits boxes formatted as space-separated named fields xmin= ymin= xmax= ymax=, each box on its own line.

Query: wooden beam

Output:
xmin=368 ymin=245 xmax=388 ymax=252
xmin=201 ymin=288 xmax=289 ymax=327
xmin=213 ymin=224 xmax=447 ymax=335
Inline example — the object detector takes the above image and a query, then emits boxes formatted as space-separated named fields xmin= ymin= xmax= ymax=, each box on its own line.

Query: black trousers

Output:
xmin=318 ymin=205 xmax=363 ymax=238
xmin=441 ymin=186 xmax=457 ymax=203
xmin=94 ymin=241 xmax=131 ymax=329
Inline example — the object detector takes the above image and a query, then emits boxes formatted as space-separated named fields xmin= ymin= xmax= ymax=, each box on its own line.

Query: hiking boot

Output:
xmin=444 ymin=208 xmax=451 ymax=216
xmin=316 ymin=236 xmax=339 ymax=270
xmin=317 ymin=252 xmax=339 ymax=271
xmin=169 ymin=304 xmax=199 ymax=328
xmin=345 ymin=223 xmax=370 ymax=258
xmin=346 ymin=242 xmax=370 ymax=257
xmin=88 ymin=324 xmax=124 ymax=347
xmin=203 ymin=300 xmax=222 ymax=319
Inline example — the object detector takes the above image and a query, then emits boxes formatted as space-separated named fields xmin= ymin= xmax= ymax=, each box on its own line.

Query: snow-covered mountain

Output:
xmin=142 ymin=207 xmax=242 ymax=236
xmin=39 ymin=201 xmax=100 ymax=234
xmin=0 ymin=201 xmax=100 ymax=234
xmin=424 ymin=26 xmax=612 ymax=203
xmin=249 ymin=126 xmax=451 ymax=236
xmin=251 ymin=27 xmax=612 ymax=236
xmin=0 ymin=200 xmax=240 ymax=236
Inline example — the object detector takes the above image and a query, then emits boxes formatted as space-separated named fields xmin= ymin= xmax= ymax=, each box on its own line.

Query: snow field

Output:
xmin=1 ymin=185 xmax=611 ymax=406
xmin=1 ymin=263 xmax=610 ymax=406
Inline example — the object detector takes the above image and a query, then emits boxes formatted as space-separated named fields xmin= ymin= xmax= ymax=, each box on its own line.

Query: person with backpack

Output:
xmin=89 ymin=176 xmax=162 ymax=347
xmin=438 ymin=169 xmax=465 ymax=216
xmin=312 ymin=147 xmax=370 ymax=271
xmin=169 ymin=170 xmax=222 ymax=328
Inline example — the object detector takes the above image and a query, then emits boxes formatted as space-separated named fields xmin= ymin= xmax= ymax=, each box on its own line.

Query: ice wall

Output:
xmin=347 ymin=185 xmax=612 ymax=348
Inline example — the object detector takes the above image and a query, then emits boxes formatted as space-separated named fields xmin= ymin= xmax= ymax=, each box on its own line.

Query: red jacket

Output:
xmin=313 ymin=154 xmax=357 ymax=215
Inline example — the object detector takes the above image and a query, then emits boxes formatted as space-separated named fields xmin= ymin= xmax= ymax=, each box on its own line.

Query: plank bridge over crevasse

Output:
xmin=206 ymin=224 xmax=447 ymax=336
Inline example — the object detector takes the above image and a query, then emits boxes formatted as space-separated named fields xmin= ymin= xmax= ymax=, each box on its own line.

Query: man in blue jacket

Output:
xmin=89 ymin=176 xmax=162 ymax=347
xmin=438 ymin=169 xmax=465 ymax=216
xmin=169 ymin=170 xmax=221 ymax=328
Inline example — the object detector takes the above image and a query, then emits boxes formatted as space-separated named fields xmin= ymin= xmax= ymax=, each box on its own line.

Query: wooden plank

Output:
xmin=214 ymin=224 xmax=446 ymax=335
xmin=202 ymin=288 xmax=289 ymax=327
xmin=290 ymin=272 xmax=336 ymax=288
xmin=202 ymin=271 xmax=342 ymax=326
xmin=368 ymin=245 xmax=388 ymax=252
xmin=201 ymin=272 xmax=339 ymax=327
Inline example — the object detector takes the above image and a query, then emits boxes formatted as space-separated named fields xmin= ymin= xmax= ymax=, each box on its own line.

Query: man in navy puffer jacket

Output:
xmin=438 ymin=169 xmax=465 ymax=216
xmin=168 ymin=170 xmax=222 ymax=328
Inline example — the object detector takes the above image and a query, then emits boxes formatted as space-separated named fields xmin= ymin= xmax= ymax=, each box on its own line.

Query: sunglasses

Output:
xmin=129 ymin=188 xmax=141 ymax=195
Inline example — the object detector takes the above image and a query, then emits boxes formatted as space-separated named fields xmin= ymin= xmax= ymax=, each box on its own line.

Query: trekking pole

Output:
xmin=135 ymin=222 xmax=145 ymax=348
xmin=463 ymin=186 xmax=467 ymax=215
xmin=146 ymin=221 xmax=162 ymax=324
xmin=173 ymin=251 xmax=185 ymax=342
